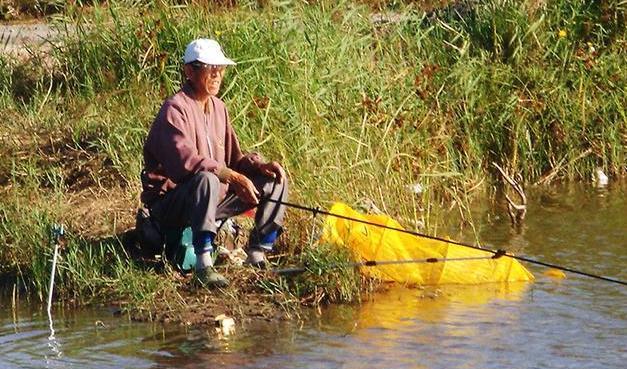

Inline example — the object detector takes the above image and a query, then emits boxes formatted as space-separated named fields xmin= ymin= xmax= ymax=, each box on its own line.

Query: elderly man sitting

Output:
xmin=140 ymin=38 xmax=288 ymax=288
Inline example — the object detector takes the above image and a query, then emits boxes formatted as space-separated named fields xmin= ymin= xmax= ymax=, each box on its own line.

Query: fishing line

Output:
xmin=261 ymin=199 xmax=627 ymax=286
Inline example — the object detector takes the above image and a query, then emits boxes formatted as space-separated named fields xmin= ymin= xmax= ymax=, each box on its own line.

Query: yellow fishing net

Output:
xmin=320 ymin=202 xmax=534 ymax=285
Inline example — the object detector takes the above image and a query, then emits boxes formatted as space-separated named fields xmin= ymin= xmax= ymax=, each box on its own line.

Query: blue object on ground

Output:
xmin=164 ymin=227 xmax=196 ymax=273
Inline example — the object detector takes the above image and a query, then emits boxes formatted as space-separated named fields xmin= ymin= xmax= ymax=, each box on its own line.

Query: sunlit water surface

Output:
xmin=1 ymin=183 xmax=625 ymax=368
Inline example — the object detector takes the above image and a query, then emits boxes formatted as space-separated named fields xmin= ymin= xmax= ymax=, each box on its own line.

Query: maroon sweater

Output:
xmin=141 ymin=84 xmax=262 ymax=205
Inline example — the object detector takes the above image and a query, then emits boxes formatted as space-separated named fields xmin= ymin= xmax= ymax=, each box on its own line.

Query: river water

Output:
xmin=1 ymin=182 xmax=625 ymax=369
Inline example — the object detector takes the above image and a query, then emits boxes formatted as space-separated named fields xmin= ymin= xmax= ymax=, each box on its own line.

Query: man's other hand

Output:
xmin=219 ymin=168 xmax=259 ymax=204
xmin=258 ymin=161 xmax=286 ymax=184
xmin=231 ymin=172 xmax=259 ymax=204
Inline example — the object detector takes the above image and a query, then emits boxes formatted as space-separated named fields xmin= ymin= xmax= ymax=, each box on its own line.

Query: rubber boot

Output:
xmin=195 ymin=254 xmax=229 ymax=288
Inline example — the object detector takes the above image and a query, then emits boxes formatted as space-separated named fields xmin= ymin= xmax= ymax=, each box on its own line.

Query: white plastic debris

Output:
xmin=229 ymin=247 xmax=248 ymax=266
xmin=595 ymin=168 xmax=609 ymax=187
xmin=214 ymin=314 xmax=235 ymax=336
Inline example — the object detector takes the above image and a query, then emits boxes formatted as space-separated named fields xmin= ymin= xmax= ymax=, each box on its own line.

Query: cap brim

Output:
xmin=195 ymin=56 xmax=236 ymax=66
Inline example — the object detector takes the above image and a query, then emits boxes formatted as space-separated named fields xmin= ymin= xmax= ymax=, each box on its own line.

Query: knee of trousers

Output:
xmin=189 ymin=171 xmax=221 ymax=198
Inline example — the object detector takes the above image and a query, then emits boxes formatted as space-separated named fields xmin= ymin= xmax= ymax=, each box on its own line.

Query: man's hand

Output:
xmin=218 ymin=168 xmax=259 ymax=204
xmin=258 ymin=161 xmax=286 ymax=184
xmin=231 ymin=173 xmax=259 ymax=204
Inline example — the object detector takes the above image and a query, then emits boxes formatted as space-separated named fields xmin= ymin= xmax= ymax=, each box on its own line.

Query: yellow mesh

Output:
xmin=320 ymin=202 xmax=534 ymax=284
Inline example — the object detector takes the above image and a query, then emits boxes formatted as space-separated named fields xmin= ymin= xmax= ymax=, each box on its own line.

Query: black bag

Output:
xmin=135 ymin=207 xmax=165 ymax=257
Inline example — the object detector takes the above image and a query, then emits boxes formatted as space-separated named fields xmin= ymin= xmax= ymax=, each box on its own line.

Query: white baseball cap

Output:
xmin=183 ymin=38 xmax=236 ymax=66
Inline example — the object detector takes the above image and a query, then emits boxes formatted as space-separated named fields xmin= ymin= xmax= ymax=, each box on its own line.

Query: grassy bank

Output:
xmin=1 ymin=0 xmax=625 ymax=321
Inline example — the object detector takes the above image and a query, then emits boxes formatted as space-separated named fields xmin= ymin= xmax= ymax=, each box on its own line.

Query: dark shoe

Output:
xmin=245 ymin=247 xmax=267 ymax=269
xmin=195 ymin=267 xmax=229 ymax=288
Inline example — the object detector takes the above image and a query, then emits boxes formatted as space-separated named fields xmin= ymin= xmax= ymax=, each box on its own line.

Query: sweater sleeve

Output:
xmin=153 ymin=102 xmax=221 ymax=183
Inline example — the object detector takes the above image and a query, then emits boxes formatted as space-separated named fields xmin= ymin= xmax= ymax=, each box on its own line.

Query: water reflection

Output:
xmin=315 ymin=284 xmax=535 ymax=369
xmin=0 ymin=306 xmax=158 ymax=369
xmin=353 ymin=283 xmax=526 ymax=328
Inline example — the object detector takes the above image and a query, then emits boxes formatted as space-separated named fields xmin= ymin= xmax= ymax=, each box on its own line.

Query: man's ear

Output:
xmin=183 ymin=64 xmax=193 ymax=80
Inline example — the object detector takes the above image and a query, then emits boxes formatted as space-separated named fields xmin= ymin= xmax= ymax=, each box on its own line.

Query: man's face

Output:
xmin=185 ymin=62 xmax=226 ymax=96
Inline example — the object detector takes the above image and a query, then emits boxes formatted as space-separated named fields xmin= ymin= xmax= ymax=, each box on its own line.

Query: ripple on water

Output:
xmin=0 ymin=310 xmax=158 ymax=369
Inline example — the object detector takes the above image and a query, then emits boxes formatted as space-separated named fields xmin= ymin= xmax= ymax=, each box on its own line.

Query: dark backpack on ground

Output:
xmin=135 ymin=207 xmax=165 ymax=257
xmin=135 ymin=207 xmax=196 ymax=272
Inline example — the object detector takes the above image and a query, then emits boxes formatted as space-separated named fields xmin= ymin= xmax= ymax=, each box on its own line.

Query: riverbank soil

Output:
xmin=128 ymin=268 xmax=294 ymax=325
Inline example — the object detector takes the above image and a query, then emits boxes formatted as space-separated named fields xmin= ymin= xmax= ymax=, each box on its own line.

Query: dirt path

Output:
xmin=0 ymin=22 xmax=61 ymax=58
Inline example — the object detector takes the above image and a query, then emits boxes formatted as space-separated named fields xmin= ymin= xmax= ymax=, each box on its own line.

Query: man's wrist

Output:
xmin=216 ymin=166 xmax=233 ymax=183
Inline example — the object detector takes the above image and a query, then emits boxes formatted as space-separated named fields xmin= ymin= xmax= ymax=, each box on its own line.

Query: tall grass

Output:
xmin=0 ymin=0 xmax=625 ymax=311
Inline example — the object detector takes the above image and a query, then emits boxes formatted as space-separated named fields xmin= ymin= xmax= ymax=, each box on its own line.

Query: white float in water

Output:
xmin=595 ymin=168 xmax=609 ymax=187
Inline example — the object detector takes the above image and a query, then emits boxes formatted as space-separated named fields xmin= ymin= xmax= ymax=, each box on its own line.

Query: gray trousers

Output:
xmin=151 ymin=171 xmax=288 ymax=243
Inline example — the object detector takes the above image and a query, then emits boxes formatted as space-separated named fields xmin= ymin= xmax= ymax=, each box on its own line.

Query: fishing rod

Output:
xmin=261 ymin=199 xmax=627 ymax=286
xmin=274 ymin=255 xmax=504 ymax=276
